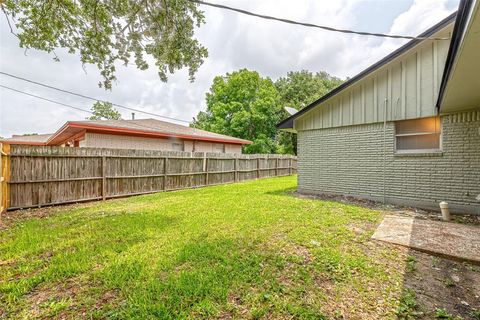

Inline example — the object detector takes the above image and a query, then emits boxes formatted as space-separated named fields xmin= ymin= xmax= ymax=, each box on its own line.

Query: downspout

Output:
xmin=383 ymin=98 xmax=388 ymax=205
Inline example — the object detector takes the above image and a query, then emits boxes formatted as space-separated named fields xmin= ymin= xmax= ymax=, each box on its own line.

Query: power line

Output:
xmin=0 ymin=84 xmax=196 ymax=133
xmin=0 ymin=84 xmax=94 ymax=115
xmin=0 ymin=81 xmax=196 ymax=136
xmin=190 ymin=0 xmax=451 ymax=41
xmin=0 ymin=71 xmax=191 ymax=123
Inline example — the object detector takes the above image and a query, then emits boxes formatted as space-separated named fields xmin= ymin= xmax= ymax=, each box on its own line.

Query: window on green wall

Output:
xmin=395 ymin=117 xmax=441 ymax=152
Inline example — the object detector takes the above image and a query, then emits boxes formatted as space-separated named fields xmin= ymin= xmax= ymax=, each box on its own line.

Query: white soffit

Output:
xmin=441 ymin=1 xmax=480 ymax=112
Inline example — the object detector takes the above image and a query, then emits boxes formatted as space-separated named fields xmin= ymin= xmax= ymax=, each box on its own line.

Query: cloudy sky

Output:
xmin=0 ymin=0 xmax=459 ymax=137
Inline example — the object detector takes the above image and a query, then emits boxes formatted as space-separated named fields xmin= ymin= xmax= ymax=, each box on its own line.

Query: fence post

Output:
xmin=289 ymin=156 xmax=292 ymax=175
xmin=101 ymin=156 xmax=107 ymax=201
xmin=256 ymin=157 xmax=260 ymax=179
xmin=163 ymin=156 xmax=168 ymax=191
xmin=1 ymin=144 xmax=10 ymax=216
xmin=234 ymin=157 xmax=238 ymax=182
xmin=205 ymin=157 xmax=209 ymax=186
xmin=275 ymin=157 xmax=278 ymax=177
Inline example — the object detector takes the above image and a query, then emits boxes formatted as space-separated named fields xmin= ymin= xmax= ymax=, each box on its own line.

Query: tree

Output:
xmin=88 ymin=101 xmax=122 ymax=120
xmin=275 ymin=70 xmax=343 ymax=154
xmin=192 ymin=69 xmax=282 ymax=154
xmin=275 ymin=70 xmax=343 ymax=110
xmin=2 ymin=0 xmax=208 ymax=89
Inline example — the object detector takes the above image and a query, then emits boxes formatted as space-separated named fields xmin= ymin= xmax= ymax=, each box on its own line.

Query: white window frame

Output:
xmin=394 ymin=117 xmax=442 ymax=154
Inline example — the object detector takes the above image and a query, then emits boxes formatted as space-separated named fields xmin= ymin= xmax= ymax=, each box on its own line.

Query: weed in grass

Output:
xmin=443 ymin=278 xmax=456 ymax=288
xmin=406 ymin=255 xmax=416 ymax=272
xmin=434 ymin=308 xmax=463 ymax=319
xmin=470 ymin=309 xmax=480 ymax=320
xmin=39 ymin=297 xmax=71 ymax=317
xmin=397 ymin=289 xmax=423 ymax=319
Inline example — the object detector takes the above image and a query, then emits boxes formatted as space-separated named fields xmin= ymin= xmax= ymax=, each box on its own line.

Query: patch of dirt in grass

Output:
xmin=312 ymin=245 xmax=408 ymax=319
xmin=281 ymin=241 xmax=313 ymax=265
xmin=402 ymin=251 xmax=480 ymax=319
xmin=313 ymin=276 xmax=398 ymax=320
xmin=0 ymin=204 xmax=84 ymax=230
xmin=221 ymin=292 xmax=250 ymax=319
xmin=17 ymin=276 xmax=119 ymax=319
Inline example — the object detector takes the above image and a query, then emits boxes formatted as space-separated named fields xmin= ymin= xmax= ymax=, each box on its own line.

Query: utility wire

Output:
xmin=0 ymin=84 xmax=199 ymax=134
xmin=0 ymin=71 xmax=191 ymax=124
xmin=0 ymin=84 xmax=93 ymax=115
xmin=190 ymin=0 xmax=450 ymax=41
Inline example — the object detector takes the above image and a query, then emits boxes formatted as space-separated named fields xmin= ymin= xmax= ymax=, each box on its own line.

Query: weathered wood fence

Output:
xmin=0 ymin=145 xmax=297 ymax=212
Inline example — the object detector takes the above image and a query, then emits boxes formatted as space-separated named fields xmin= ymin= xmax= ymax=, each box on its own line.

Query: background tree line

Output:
xmin=192 ymin=69 xmax=343 ymax=154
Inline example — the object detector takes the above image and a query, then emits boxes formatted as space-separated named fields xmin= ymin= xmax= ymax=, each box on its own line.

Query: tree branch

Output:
xmin=1 ymin=3 xmax=19 ymax=38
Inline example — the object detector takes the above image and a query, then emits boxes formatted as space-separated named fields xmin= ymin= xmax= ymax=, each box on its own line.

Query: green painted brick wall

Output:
xmin=296 ymin=110 xmax=480 ymax=214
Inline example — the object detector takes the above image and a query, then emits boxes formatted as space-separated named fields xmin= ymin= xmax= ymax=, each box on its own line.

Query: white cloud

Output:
xmin=0 ymin=0 xmax=458 ymax=137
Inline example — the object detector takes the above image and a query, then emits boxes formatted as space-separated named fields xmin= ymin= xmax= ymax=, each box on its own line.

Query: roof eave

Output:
xmin=276 ymin=11 xmax=457 ymax=130
xmin=0 ymin=140 xmax=47 ymax=146
xmin=436 ymin=0 xmax=475 ymax=110
xmin=49 ymin=122 xmax=252 ymax=145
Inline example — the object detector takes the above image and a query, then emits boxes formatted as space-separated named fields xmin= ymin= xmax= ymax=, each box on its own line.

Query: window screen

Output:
xmin=395 ymin=117 xmax=441 ymax=152
xmin=214 ymin=143 xmax=225 ymax=153
xmin=172 ymin=142 xmax=184 ymax=151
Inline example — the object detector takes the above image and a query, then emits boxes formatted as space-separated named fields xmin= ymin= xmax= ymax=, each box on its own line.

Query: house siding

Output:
xmin=297 ymin=110 xmax=480 ymax=214
xmin=193 ymin=141 xmax=242 ymax=154
xmin=294 ymin=24 xmax=452 ymax=131
xmin=82 ymin=132 xmax=242 ymax=153
xmin=83 ymin=132 xmax=181 ymax=151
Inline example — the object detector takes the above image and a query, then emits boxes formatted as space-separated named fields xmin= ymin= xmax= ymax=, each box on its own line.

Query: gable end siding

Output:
xmin=294 ymin=26 xmax=452 ymax=131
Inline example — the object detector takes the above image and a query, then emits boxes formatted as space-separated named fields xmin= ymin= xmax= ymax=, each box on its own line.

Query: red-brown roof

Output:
xmin=1 ymin=133 xmax=53 ymax=145
xmin=4 ymin=119 xmax=252 ymax=146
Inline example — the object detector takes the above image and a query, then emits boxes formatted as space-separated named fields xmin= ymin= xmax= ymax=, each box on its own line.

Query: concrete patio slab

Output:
xmin=372 ymin=215 xmax=480 ymax=265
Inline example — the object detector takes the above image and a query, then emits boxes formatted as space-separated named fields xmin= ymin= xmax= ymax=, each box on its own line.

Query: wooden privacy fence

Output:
xmin=0 ymin=145 xmax=297 ymax=211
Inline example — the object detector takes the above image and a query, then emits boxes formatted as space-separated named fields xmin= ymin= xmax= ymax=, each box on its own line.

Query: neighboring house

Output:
xmin=2 ymin=119 xmax=252 ymax=153
xmin=278 ymin=0 xmax=480 ymax=214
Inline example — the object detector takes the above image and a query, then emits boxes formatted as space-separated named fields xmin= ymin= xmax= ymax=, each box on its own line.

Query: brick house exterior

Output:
xmin=3 ymin=119 xmax=251 ymax=154
xmin=278 ymin=2 xmax=480 ymax=214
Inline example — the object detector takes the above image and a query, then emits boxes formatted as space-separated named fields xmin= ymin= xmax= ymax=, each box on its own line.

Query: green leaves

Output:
xmin=192 ymin=69 xmax=343 ymax=154
xmin=192 ymin=69 xmax=283 ymax=154
xmin=88 ymin=101 xmax=122 ymax=120
xmin=2 ymin=0 xmax=208 ymax=89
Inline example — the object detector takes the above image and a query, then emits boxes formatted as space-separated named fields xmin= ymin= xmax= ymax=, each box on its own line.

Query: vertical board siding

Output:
xmin=5 ymin=146 xmax=297 ymax=210
xmin=295 ymin=26 xmax=451 ymax=131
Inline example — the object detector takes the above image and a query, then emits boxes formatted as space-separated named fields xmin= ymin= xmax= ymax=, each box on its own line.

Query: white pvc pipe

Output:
xmin=439 ymin=201 xmax=451 ymax=221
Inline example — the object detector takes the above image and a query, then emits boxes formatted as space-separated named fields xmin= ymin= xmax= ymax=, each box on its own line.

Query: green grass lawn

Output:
xmin=0 ymin=176 xmax=408 ymax=319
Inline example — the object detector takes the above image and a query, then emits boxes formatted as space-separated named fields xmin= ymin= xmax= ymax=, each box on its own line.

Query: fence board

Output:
xmin=5 ymin=146 xmax=297 ymax=210
xmin=1 ymin=144 xmax=10 ymax=215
